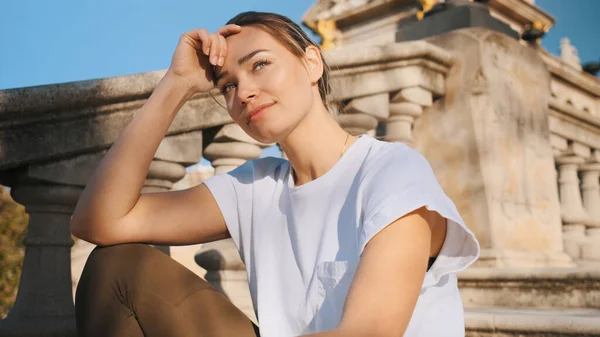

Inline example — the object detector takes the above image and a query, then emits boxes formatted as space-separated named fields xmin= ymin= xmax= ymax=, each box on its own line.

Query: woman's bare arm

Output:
xmin=70 ymin=26 xmax=241 ymax=246
xmin=299 ymin=207 xmax=445 ymax=337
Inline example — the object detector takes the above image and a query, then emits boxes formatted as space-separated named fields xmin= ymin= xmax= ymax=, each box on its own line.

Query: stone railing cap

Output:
xmin=326 ymin=40 xmax=454 ymax=70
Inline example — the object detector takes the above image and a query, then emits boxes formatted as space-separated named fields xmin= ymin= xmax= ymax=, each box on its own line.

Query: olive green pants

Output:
xmin=75 ymin=243 xmax=259 ymax=337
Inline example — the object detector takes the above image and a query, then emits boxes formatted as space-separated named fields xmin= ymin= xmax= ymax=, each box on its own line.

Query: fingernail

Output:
xmin=218 ymin=57 xmax=224 ymax=66
xmin=211 ymin=56 xmax=218 ymax=65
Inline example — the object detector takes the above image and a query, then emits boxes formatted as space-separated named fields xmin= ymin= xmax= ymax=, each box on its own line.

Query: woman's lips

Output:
xmin=248 ymin=103 xmax=275 ymax=122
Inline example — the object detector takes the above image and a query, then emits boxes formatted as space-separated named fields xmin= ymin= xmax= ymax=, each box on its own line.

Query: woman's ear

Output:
xmin=304 ymin=45 xmax=324 ymax=84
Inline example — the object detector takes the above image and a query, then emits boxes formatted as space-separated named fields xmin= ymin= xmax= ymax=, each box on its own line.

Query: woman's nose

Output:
xmin=237 ymin=80 xmax=259 ymax=105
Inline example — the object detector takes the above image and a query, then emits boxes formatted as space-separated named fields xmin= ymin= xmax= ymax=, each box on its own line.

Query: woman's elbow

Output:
xmin=70 ymin=216 xmax=115 ymax=247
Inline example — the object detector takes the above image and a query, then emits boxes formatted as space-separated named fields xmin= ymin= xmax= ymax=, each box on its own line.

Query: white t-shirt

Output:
xmin=203 ymin=135 xmax=480 ymax=337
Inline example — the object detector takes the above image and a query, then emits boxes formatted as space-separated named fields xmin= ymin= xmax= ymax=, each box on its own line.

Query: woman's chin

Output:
xmin=248 ymin=125 xmax=288 ymax=145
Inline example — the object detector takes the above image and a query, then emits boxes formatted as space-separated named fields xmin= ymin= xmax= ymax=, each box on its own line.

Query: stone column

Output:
xmin=338 ymin=93 xmax=388 ymax=136
xmin=580 ymin=163 xmax=600 ymax=225
xmin=557 ymin=156 xmax=588 ymax=261
xmin=198 ymin=123 xmax=264 ymax=321
xmin=204 ymin=123 xmax=262 ymax=175
xmin=195 ymin=239 xmax=257 ymax=323
xmin=580 ymin=163 xmax=600 ymax=263
xmin=582 ymin=227 xmax=600 ymax=263
xmin=385 ymin=87 xmax=431 ymax=145
xmin=0 ymin=182 xmax=80 ymax=337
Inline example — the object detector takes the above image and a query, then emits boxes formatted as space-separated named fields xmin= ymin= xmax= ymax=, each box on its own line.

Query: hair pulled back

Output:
xmin=226 ymin=11 xmax=337 ymax=117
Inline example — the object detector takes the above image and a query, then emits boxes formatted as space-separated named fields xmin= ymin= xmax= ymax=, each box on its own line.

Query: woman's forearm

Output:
xmin=70 ymin=72 xmax=195 ymax=242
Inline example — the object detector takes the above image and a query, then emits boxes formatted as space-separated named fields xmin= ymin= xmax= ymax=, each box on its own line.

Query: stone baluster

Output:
xmin=580 ymin=163 xmax=600 ymax=225
xmin=195 ymin=239 xmax=256 ymax=323
xmin=197 ymin=123 xmax=265 ymax=321
xmin=0 ymin=181 xmax=80 ymax=337
xmin=204 ymin=123 xmax=263 ymax=174
xmin=385 ymin=87 xmax=432 ymax=145
xmin=556 ymin=156 xmax=588 ymax=261
xmin=580 ymin=161 xmax=600 ymax=263
xmin=339 ymin=93 xmax=388 ymax=136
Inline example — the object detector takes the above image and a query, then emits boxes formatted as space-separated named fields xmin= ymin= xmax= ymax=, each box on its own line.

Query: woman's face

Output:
xmin=215 ymin=26 xmax=321 ymax=144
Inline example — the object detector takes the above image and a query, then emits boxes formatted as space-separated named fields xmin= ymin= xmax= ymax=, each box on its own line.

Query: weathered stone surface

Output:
xmin=548 ymin=98 xmax=600 ymax=151
xmin=582 ymin=228 xmax=600 ymax=261
xmin=336 ymin=112 xmax=378 ymax=135
xmin=580 ymin=164 xmax=600 ymax=226
xmin=385 ymin=115 xmax=416 ymax=144
xmin=549 ymin=133 xmax=568 ymax=152
xmin=465 ymin=308 xmax=600 ymax=337
xmin=0 ymin=183 xmax=80 ymax=337
xmin=563 ymin=224 xmax=586 ymax=260
xmin=331 ymin=64 xmax=446 ymax=101
xmin=389 ymin=101 xmax=423 ymax=116
xmin=344 ymin=93 xmax=389 ymax=120
xmin=392 ymin=87 xmax=433 ymax=107
xmin=203 ymin=142 xmax=262 ymax=161
xmin=458 ymin=267 xmax=600 ymax=309
xmin=0 ymin=73 xmax=229 ymax=171
xmin=211 ymin=158 xmax=247 ymax=168
xmin=326 ymin=41 xmax=452 ymax=100
xmin=557 ymin=156 xmax=590 ymax=225
xmin=154 ymin=131 xmax=203 ymax=165
xmin=22 ymin=132 xmax=195 ymax=187
xmin=564 ymin=141 xmax=591 ymax=158
xmin=420 ymin=28 xmax=569 ymax=267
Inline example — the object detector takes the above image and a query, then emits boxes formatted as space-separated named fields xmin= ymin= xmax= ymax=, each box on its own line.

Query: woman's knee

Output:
xmin=84 ymin=243 xmax=154 ymax=274
xmin=77 ymin=243 xmax=158 ymax=294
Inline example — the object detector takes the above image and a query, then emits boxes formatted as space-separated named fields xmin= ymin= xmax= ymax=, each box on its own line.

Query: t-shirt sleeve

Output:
xmin=202 ymin=160 xmax=255 ymax=259
xmin=359 ymin=145 xmax=480 ymax=288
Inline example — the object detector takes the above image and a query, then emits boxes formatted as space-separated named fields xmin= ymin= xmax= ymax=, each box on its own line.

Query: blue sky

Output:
xmin=1 ymin=0 xmax=598 ymax=164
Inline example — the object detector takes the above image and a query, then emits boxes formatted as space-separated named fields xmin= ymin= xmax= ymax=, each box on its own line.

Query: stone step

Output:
xmin=465 ymin=308 xmax=600 ymax=336
xmin=458 ymin=267 xmax=600 ymax=309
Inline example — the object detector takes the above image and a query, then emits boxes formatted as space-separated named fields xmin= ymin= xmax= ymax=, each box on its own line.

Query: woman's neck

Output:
xmin=279 ymin=107 xmax=358 ymax=187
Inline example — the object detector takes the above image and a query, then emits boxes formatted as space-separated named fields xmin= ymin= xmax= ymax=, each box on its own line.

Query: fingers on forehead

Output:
xmin=217 ymin=24 xmax=242 ymax=37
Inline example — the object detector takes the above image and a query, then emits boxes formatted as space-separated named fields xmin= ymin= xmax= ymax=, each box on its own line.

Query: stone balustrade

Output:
xmin=549 ymin=93 xmax=600 ymax=265
xmin=326 ymin=40 xmax=451 ymax=137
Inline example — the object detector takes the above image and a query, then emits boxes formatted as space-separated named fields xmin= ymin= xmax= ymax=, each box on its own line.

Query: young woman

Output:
xmin=71 ymin=11 xmax=480 ymax=337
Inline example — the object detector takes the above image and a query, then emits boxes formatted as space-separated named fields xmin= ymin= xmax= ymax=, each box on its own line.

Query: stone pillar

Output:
xmin=557 ymin=156 xmax=589 ymax=224
xmin=339 ymin=93 xmax=388 ymax=136
xmin=0 ymin=182 xmax=80 ymax=337
xmin=579 ymin=163 xmax=600 ymax=225
xmin=385 ymin=88 xmax=430 ymax=145
xmin=195 ymin=239 xmax=257 ymax=323
xmin=198 ymin=123 xmax=265 ymax=321
xmin=204 ymin=123 xmax=263 ymax=174
xmin=556 ymin=156 xmax=588 ymax=262
xmin=582 ymin=228 xmax=600 ymax=263
xmin=580 ymin=163 xmax=600 ymax=263
xmin=419 ymin=28 xmax=572 ymax=267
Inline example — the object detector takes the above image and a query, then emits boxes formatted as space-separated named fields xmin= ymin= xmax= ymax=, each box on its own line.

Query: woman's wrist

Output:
xmin=161 ymin=70 xmax=199 ymax=101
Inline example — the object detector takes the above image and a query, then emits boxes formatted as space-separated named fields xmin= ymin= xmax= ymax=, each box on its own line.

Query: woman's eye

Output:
xmin=221 ymin=83 xmax=235 ymax=94
xmin=253 ymin=60 xmax=270 ymax=71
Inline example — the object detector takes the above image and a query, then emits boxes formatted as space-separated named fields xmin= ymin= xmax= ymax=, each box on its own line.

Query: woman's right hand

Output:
xmin=166 ymin=25 xmax=242 ymax=94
